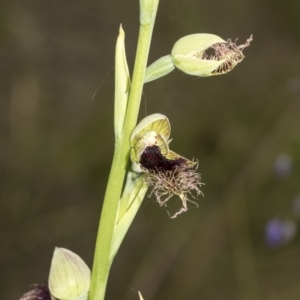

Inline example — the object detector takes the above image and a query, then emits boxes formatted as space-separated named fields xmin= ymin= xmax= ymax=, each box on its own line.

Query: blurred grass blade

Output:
xmin=138 ymin=291 xmax=145 ymax=300
xmin=114 ymin=25 xmax=131 ymax=141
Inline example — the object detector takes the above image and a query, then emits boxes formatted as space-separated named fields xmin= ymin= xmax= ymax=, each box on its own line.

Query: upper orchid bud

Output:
xmin=171 ymin=33 xmax=253 ymax=76
xmin=49 ymin=248 xmax=91 ymax=300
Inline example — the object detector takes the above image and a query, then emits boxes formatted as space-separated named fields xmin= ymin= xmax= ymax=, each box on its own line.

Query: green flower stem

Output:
xmin=89 ymin=1 xmax=159 ymax=300
xmin=122 ymin=0 xmax=160 ymax=134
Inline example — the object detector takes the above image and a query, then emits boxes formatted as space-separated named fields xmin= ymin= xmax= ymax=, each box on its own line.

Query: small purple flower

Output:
xmin=274 ymin=154 xmax=293 ymax=179
xmin=265 ymin=218 xmax=297 ymax=248
xmin=265 ymin=218 xmax=284 ymax=248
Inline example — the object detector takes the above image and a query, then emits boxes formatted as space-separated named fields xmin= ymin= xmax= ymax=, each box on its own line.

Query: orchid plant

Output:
xmin=20 ymin=0 xmax=252 ymax=300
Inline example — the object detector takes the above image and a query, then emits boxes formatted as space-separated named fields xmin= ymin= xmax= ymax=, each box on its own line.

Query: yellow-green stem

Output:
xmin=89 ymin=1 xmax=159 ymax=300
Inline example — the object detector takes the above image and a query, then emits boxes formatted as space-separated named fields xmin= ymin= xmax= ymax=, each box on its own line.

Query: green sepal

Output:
xmin=172 ymin=55 xmax=225 ymax=76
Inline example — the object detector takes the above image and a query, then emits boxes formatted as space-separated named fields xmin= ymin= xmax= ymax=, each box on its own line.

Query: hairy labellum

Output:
xmin=140 ymin=145 xmax=203 ymax=218
xmin=207 ymin=35 xmax=252 ymax=75
xmin=204 ymin=35 xmax=253 ymax=75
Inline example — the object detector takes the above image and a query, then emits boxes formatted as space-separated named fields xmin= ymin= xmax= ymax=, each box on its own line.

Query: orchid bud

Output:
xmin=49 ymin=248 xmax=91 ymax=300
xmin=171 ymin=33 xmax=253 ymax=76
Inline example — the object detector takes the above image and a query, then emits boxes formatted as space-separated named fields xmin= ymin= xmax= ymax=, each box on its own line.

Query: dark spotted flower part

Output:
xmin=140 ymin=145 xmax=186 ymax=172
xmin=20 ymin=284 xmax=51 ymax=300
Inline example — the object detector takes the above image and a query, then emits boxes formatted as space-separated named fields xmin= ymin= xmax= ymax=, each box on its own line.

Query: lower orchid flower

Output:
xmin=130 ymin=113 xmax=204 ymax=218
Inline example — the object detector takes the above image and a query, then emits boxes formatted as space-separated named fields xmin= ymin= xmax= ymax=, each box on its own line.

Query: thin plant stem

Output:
xmin=89 ymin=1 xmax=159 ymax=300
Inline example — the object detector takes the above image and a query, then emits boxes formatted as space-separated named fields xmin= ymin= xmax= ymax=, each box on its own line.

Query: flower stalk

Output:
xmin=88 ymin=1 xmax=160 ymax=300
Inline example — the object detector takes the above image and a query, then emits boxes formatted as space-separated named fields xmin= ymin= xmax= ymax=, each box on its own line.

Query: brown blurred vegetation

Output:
xmin=1 ymin=0 xmax=300 ymax=299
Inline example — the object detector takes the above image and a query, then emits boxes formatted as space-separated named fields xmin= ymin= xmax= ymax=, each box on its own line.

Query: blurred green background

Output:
xmin=1 ymin=0 xmax=300 ymax=299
